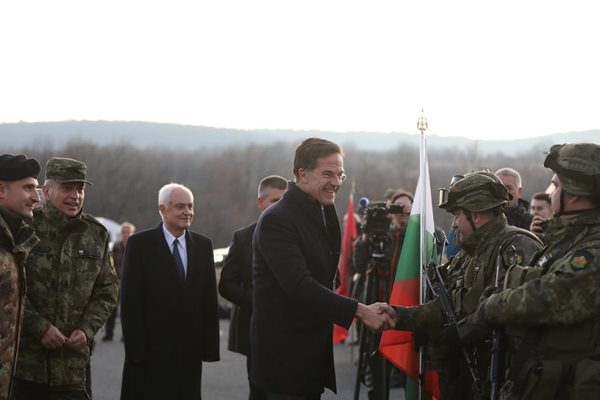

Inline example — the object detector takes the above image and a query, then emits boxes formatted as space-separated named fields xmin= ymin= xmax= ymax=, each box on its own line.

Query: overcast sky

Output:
xmin=2 ymin=0 xmax=599 ymax=140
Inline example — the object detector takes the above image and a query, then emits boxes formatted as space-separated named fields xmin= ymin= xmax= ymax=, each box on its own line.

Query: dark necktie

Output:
xmin=172 ymin=238 xmax=185 ymax=279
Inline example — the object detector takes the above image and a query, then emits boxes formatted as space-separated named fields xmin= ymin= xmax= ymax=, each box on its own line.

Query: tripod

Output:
xmin=354 ymin=236 xmax=392 ymax=400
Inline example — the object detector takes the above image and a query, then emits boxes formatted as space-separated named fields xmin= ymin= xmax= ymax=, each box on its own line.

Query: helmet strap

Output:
xmin=464 ymin=210 xmax=478 ymax=232
xmin=554 ymin=189 xmax=594 ymax=217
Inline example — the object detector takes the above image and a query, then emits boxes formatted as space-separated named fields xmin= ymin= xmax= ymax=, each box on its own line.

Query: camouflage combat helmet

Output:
xmin=544 ymin=143 xmax=600 ymax=197
xmin=439 ymin=170 xmax=511 ymax=212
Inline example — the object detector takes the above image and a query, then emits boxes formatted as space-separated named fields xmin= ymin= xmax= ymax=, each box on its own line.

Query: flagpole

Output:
xmin=417 ymin=109 xmax=429 ymax=400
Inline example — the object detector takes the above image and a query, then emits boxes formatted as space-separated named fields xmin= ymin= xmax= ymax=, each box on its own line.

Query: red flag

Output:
xmin=333 ymin=194 xmax=357 ymax=344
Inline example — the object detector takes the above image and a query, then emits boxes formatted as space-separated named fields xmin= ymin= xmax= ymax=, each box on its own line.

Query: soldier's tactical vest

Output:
xmin=450 ymin=227 xmax=538 ymax=319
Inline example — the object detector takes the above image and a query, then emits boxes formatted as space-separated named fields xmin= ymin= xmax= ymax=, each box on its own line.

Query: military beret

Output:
xmin=45 ymin=157 xmax=93 ymax=185
xmin=0 ymin=154 xmax=41 ymax=181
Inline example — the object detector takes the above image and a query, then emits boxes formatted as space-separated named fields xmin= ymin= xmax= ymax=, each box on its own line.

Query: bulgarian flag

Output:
xmin=379 ymin=135 xmax=440 ymax=399
xmin=333 ymin=193 xmax=357 ymax=344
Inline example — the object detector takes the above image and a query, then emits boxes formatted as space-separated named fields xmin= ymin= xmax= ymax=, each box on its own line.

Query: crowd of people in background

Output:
xmin=0 ymin=139 xmax=599 ymax=400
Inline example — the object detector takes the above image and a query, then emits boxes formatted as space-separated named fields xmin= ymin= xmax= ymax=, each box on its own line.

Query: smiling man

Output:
xmin=120 ymin=183 xmax=219 ymax=400
xmin=250 ymin=138 xmax=394 ymax=400
xmin=0 ymin=154 xmax=41 ymax=400
xmin=14 ymin=157 xmax=118 ymax=400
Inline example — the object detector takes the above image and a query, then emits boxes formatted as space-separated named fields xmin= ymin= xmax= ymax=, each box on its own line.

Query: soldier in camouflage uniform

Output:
xmin=13 ymin=157 xmax=119 ymax=400
xmin=0 ymin=154 xmax=41 ymax=400
xmin=467 ymin=143 xmax=600 ymax=400
xmin=385 ymin=170 xmax=543 ymax=400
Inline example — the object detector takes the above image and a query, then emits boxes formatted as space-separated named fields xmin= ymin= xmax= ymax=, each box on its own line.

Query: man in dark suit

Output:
xmin=219 ymin=175 xmax=287 ymax=400
xmin=251 ymin=138 xmax=395 ymax=400
xmin=120 ymin=183 xmax=220 ymax=400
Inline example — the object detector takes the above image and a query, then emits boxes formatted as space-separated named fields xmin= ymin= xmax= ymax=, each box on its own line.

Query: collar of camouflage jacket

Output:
xmin=544 ymin=209 xmax=600 ymax=245
xmin=460 ymin=213 xmax=508 ymax=255
xmin=40 ymin=201 xmax=87 ymax=233
xmin=0 ymin=205 xmax=39 ymax=253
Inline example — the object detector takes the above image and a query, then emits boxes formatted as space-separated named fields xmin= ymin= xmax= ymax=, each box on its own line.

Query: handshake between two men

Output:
xmin=354 ymin=302 xmax=401 ymax=333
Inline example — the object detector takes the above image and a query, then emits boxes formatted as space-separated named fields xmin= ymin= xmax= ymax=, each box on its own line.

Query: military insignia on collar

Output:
xmin=78 ymin=249 xmax=85 ymax=256
xmin=570 ymin=250 xmax=593 ymax=270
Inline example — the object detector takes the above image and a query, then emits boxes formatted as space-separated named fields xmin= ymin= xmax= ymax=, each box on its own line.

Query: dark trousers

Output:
xmin=104 ymin=304 xmax=118 ymax=338
xmin=265 ymin=393 xmax=320 ymax=400
xmin=246 ymin=354 xmax=266 ymax=400
xmin=13 ymin=379 xmax=90 ymax=400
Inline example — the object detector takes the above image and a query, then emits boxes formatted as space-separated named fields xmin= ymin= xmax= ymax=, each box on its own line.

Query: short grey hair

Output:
xmin=158 ymin=183 xmax=193 ymax=206
xmin=258 ymin=175 xmax=287 ymax=197
xmin=495 ymin=167 xmax=522 ymax=188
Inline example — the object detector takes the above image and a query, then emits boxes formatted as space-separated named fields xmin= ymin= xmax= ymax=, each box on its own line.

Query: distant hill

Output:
xmin=1 ymin=120 xmax=598 ymax=154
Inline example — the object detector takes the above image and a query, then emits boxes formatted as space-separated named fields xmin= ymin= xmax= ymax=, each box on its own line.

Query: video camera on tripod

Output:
xmin=359 ymin=197 xmax=405 ymax=237
xmin=353 ymin=197 xmax=406 ymax=399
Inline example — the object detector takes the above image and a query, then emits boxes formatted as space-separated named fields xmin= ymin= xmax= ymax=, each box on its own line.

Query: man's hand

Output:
xmin=456 ymin=304 xmax=492 ymax=346
xmin=355 ymin=302 xmax=396 ymax=333
xmin=530 ymin=215 xmax=546 ymax=238
xmin=65 ymin=329 xmax=87 ymax=351
xmin=41 ymin=325 xmax=67 ymax=350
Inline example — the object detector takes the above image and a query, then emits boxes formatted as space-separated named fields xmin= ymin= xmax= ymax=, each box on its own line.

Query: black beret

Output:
xmin=0 ymin=154 xmax=41 ymax=181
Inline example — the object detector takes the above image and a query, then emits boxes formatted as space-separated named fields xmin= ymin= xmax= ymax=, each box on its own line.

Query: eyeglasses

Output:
xmin=316 ymin=170 xmax=347 ymax=182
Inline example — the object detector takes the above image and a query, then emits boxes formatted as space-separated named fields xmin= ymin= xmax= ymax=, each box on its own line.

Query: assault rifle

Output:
xmin=423 ymin=262 xmax=484 ymax=399
xmin=489 ymin=242 xmax=515 ymax=400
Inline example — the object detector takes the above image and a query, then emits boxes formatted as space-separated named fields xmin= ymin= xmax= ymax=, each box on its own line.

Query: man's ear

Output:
xmin=297 ymin=168 xmax=308 ymax=184
xmin=517 ymin=186 xmax=523 ymax=199
xmin=564 ymin=192 xmax=580 ymax=207
xmin=42 ymin=184 xmax=51 ymax=200
xmin=257 ymin=197 xmax=264 ymax=212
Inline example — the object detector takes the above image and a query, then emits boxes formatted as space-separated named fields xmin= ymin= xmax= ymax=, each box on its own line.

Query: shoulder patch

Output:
xmin=570 ymin=250 xmax=594 ymax=270
xmin=511 ymin=250 xmax=524 ymax=265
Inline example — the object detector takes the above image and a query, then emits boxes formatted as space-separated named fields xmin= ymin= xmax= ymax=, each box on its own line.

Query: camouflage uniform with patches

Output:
xmin=15 ymin=201 xmax=118 ymax=388
xmin=394 ymin=171 xmax=543 ymax=400
xmin=0 ymin=207 xmax=38 ymax=400
xmin=480 ymin=143 xmax=600 ymax=400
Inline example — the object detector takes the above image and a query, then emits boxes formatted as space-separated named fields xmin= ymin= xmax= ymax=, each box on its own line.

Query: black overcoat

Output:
xmin=120 ymin=224 xmax=220 ymax=400
xmin=218 ymin=222 xmax=256 ymax=355
xmin=250 ymin=182 xmax=358 ymax=396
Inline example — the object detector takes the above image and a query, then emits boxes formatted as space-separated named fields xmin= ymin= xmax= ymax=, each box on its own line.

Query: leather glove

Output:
xmin=439 ymin=325 xmax=460 ymax=347
xmin=479 ymin=285 xmax=500 ymax=303
xmin=393 ymin=306 xmax=414 ymax=330
xmin=456 ymin=304 xmax=492 ymax=346
xmin=413 ymin=329 xmax=429 ymax=350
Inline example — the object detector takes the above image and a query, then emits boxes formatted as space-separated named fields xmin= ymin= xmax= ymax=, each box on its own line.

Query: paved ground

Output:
xmin=91 ymin=318 xmax=405 ymax=399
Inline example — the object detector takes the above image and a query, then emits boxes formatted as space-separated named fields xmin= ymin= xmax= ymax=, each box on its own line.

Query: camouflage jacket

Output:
xmin=396 ymin=214 xmax=542 ymax=400
xmin=404 ymin=214 xmax=542 ymax=333
xmin=0 ymin=207 xmax=38 ymax=400
xmin=483 ymin=209 xmax=600 ymax=356
xmin=15 ymin=202 xmax=119 ymax=387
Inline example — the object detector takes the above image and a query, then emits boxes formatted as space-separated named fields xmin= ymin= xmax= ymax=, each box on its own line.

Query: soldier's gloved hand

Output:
xmin=392 ymin=306 xmax=413 ymax=330
xmin=413 ymin=329 xmax=429 ymax=350
xmin=456 ymin=305 xmax=492 ymax=346
xmin=479 ymin=286 xmax=500 ymax=303
xmin=439 ymin=325 xmax=460 ymax=347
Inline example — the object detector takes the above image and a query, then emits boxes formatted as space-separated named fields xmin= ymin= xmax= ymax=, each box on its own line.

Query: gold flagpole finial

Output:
xmin=417 ymin=108 xmax=428 ymax=135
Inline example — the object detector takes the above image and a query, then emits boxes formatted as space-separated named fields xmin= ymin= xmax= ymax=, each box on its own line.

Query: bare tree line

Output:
xmin=9 ymin=139 xmax=553 ymax=247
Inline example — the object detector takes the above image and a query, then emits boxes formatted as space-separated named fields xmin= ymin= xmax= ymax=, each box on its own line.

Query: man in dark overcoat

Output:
xmin=219 ymin=174 xmax=287 ymax=400
xmin=250 ymin=138 xmax=395 ymax=400
xmin=120 ymin=183 xmax=219 ymax=400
